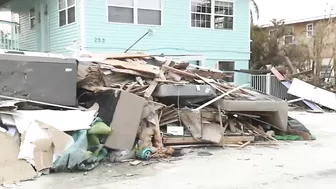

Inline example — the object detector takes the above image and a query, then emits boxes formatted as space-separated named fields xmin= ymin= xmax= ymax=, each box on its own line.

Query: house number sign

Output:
xmin=94 ymin=38 xmax=105 ymax=43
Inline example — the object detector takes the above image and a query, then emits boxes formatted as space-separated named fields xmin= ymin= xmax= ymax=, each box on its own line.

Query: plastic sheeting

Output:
xmin=52 ymin=119 xmax=111 ymax=172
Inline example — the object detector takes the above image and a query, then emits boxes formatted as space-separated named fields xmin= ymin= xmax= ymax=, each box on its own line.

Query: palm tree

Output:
xmin=250 ymin=0 xmax=259 ymax=23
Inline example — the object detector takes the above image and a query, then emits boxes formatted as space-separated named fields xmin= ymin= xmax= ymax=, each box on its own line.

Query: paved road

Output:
xmin=15 ymin=111 xmax=336 ymax=189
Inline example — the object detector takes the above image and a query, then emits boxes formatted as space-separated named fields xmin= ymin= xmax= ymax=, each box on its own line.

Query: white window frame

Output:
xmin=306 ymin=23 xmax=314 ymax=38
xmin=320 ymin=64 xmax=333 ymax=79
xmin=59 ymin=0 xmax=76 ymax=27
xmin=217 ymin=61 xmax=235 ymax=83
xmin=29 ymin=8 xmax=35 ymax=30
xmin=190 ymin=0 xmax=234 ymax=30
xmin=269 ymin=29 xmax=276 ymax=37
xmin=106 ymin=0 xmax=163 ymax=26
xmin=284 ymin=27 xmax=295 ymax=45
xmin=284 ymin=35 xmax=294 ymax=45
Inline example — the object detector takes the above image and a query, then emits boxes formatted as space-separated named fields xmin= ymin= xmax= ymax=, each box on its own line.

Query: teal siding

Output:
xmin=18 ymin=11 xmax=37 ymax=51
xmin=14 ymin=0 xmax=81 ymax=54
xmin=84 ymin=0 xmax=250 ymax=85
xmin=47 ymin=0 xmax=81 ymax=54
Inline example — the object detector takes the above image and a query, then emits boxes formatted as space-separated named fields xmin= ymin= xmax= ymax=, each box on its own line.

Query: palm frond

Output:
xmin=250 ymin=0 xmax=259 ymax=19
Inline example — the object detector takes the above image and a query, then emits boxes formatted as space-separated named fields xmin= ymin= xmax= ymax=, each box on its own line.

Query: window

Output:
xmin=321 ymin=65 xmax=332 ymax=79
xmin=284 ymin=35 xmax=294 ymax=45
xmin=29 ymin=8 xmax=35 ymax=29
xmin=59 ymin=0 xmax=76 ymax=27
xmin=218 ymin=61 xmax=235 ymax=82
xmin=306 ymin=23 xmax=313 ymax=37
xmin=191 ymin=0 xmax=234 ymax=30
xmin=269 ymin=29 xmax=276 ymax=38
xmin=284 ymin=27 xmax=294 ymax=45
xmin=107 ymin=0 xmax=162 ymax=25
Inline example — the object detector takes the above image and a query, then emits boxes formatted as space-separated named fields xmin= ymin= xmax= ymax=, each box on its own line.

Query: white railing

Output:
xmin=0 ymin=20 xmax=20 ymax=50
xmin=250 ymin=73 xmax=294 ymax=100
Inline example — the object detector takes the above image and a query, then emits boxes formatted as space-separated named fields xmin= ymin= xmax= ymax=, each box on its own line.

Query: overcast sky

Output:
xmin=254 ymin=0 xmax=336 ymax=25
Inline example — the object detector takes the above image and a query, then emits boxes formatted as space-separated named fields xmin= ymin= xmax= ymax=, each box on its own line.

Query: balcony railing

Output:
xmin=0 ymin=20 xmax=19 ymax=50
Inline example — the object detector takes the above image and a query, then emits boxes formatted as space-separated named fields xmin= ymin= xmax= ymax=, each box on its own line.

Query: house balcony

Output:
xmin=0 ymin=20 xmax=20 ymax=51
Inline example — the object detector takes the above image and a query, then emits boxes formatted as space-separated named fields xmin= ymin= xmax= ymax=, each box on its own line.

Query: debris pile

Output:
xmin=0 ymin=52 xmax=314 ymax=186
xmin=77 ymin=52 xmax=313 ymax=149
xmin=270 ymin=67 xmax=336 ymax=113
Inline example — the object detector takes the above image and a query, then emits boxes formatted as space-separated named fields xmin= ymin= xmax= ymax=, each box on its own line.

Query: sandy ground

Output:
xmin=12 ymin=111 xmax=336 ymax=189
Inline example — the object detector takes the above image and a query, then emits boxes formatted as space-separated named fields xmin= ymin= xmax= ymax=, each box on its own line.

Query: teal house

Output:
xmin=0 ymin=0 xmax=250 ymax=85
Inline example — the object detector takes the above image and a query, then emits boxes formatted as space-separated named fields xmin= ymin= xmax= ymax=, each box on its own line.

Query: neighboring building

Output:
xmin=0 ymin=0 xmax=251 ymax=85
xmin=262 ymin=15 xmax=336 ymax=81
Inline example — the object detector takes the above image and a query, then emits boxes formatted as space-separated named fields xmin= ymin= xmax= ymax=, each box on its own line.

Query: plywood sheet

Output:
xmin=105 ymin=91 xmax=146 ymax=150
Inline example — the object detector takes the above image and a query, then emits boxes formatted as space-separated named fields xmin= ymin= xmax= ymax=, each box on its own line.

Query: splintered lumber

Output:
xmin=221 ymin=135 xmax=255 ymax=144
xmin=180 ymin=110 xmax=202 ymax=139
xmin=196 ymin=74 xmax=226 ymax=94
xmin=107 ymin=67 xmax=154 ymax=78
xmin=239 ymin=141 xmax=251 ymax=149
xmin=144 ymin=79 xmax=158 ymax=98
xmin=91 ymin=52 xmax=150 ymax=59
xmin=162 ymin=136 xmax=211 ymax=145
xmin=218 ymin=105 xmax=223 ymax=127
xmin=228 ymin=119 xmax=238 ymax=133
xmin=245 ymin=122 xmax=277 ymax=141
xmin=162 ymin=65 xmax=196 ymax=78
xmin=162 ymin=135 xmax=255 ymax=145
xmin=192 ymin=70 xmax=226 ymax=80
xmin=129 ymin=85 xmax=149 ymax=93
xmin=102 ymin=59 xmax=161 ymax=75
xmin=202 ymin=123 xmax=223 ymax=143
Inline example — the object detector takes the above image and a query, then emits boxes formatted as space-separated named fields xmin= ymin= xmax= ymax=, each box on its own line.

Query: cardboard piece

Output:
xmin=0 ymin=132 xmax=37 ymax=185
xmin=15 ymin=110 xmax=97 ymax=132
xmin=15 ymin=118 xmax=75 ymax=172
xmin=105 ymin=91 xmax=146 ymax=151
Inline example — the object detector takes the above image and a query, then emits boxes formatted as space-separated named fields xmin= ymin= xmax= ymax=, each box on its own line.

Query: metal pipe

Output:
xmin=124 ymin=29 xmax=152 ymax=53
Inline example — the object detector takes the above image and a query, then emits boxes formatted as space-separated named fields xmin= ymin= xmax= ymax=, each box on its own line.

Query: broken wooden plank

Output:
xmin=195 ymin=74 xmax=226 ymax=94
xmin=129 ymin=85 xmax=149 ymax=93
xmin=162 ymin=65 xmax=196 ymax=78
xmin=221 ymin=135 xmax=255 ymax=144
xmin=105 ymin=66 xmax=154 ymax=78
xmin=91 ymin=52 xmax=150 ymax=59
xmin=202 ymin=122 xmax=223 ymax=143
xmin=195 ymin=84 xmax=249 ymax=111
xmin=144 ymin=79 xmax=159 ymax=98
xmin=239 ymin=141 xmax=251 ymax=149
xmin=180 ymin=110 xmax=202 ymax=139
xmin=223 ymin=121 xmax=229 ymax=133
xmin=163 ymin=135 xmax=255 ymax=145
xmin=125 ymin=82 xmax=138 ymax=92
xmin=228 ymin=119 xmax=237 ymax=133
xmin=173 ymin=62 xmax=189 ymax=69
xmin=159 ymin=119 xmax=179 ymax=126
xmin=244 ymin=123 xmax=277 ymax=141
xmin=102 ymin=59 xmax=161 ymax=75
xmin=162 ymin=136 xmax=210 ymax=145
